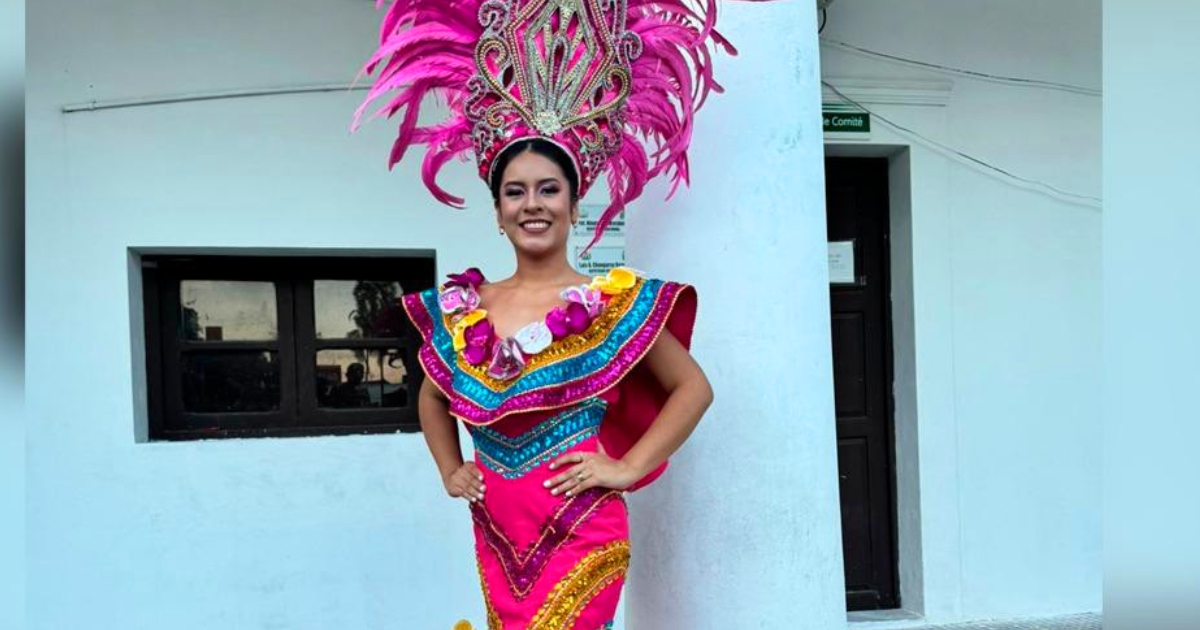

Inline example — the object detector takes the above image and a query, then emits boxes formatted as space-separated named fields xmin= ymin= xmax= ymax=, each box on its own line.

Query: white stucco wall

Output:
xmin=624 ymin=2 xmax=845 ymax=630
xmin=25 ymin=0 xmax=1100 ymax=628
xmin=25 ymin=2 xmax=518 ymax=629
xmin=25 ymin=0 xmax=831 ymax=628
xmin=820 ymin=0 xmax=1102 ymax=623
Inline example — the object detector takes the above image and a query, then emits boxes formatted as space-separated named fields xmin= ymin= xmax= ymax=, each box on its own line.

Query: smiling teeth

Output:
xmin=522 ymin=221 xmax=550 ymax=228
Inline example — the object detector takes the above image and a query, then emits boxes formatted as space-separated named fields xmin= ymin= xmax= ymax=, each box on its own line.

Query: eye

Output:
xmin=540 ymin=185 xmax=560 ymax=196
xmin=505 ymin=188 xmax=523 ymax=198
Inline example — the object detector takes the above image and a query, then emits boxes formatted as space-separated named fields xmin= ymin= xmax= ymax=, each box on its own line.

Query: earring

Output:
xmin=498 ymin=226 xmax=505 ymax=235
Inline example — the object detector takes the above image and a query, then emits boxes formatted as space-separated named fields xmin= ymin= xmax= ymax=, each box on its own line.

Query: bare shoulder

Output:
xmin=477 ymin=276 xmax=514 ymax=300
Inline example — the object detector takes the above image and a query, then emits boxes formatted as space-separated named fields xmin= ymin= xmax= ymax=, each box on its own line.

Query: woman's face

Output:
xmin=495 ymin=149 xmax=579 ymax=258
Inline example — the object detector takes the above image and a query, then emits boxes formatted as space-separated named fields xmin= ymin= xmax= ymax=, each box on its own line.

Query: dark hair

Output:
xmin=488 ymin=138 xmax=580 ymax=204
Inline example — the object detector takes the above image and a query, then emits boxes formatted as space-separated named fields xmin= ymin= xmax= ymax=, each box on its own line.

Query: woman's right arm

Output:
xmin=418 ymin=377 xmax=485 ymax=502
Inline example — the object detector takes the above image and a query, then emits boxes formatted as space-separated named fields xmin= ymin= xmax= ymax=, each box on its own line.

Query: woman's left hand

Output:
xmin=544 ymin=443 xmax=640 ymax=497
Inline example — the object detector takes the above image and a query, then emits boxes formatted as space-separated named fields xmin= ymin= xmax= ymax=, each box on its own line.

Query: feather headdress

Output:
xmin=352 ymin=0 xmax=763 ymax=250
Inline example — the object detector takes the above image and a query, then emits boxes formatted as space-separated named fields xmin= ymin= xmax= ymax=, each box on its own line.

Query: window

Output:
xmin=141 ymin=254 xmax=436 ymax=440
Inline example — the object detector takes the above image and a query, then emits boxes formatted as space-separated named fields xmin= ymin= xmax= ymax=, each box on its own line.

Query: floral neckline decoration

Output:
xmin=437 ymin=267 xmax=643 ymax=381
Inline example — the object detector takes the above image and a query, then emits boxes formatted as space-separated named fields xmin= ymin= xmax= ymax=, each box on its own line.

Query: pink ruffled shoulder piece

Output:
xmin=599 ymin=284 xmax=696 ymax=491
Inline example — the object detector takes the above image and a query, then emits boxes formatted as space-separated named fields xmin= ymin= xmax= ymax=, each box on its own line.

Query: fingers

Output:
xmin=448 ymin=461 xmax=486 ymax=503
xmin=548 ymin=451 xmax=586 ymax=472
xmin=544 ymin=461 xmax=593 ymax=497
xmin=563 ymin=469 xmax=595 ymax=497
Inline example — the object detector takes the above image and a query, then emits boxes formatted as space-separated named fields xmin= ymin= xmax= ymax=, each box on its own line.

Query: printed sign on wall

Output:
xmin=572 ymin=203 xmax=626 ymax=239
xmin=574 ymin=245 xmax=626 ymax=275
xmin=572 ymin=203 xmax=626 ymax=275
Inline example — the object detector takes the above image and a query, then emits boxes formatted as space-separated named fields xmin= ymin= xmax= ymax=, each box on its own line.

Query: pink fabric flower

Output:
xmin=546 ymin=307 xmax=570 ymax=340
xmin=439 ymin=285 xmax=480 ymax=315
xmin=565 ymin=301 xmax=591 ymax=335
xmin=546 ymin=300 xmax=596 ymax=340
xmin=445 ymin=267 xmax=485 ymax=289
xmin=486 ymin=337 xmax=526 ymax=381
xmin=561 ymin=285 xmax=604 ymax=318
xmin=462 ymin=319 xmax=495 ymax=365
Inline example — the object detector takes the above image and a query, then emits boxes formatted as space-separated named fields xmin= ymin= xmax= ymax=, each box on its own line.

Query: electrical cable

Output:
xmin=62 ymin=83 xmax=368 ymax=113
xmin=821 ymin=38 xmax=1101 ymax=97
xmin=822 ymin=80 xmax=1102 ymax=207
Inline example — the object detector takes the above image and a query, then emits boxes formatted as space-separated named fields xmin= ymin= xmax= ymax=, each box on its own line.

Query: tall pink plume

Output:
xmin=581 ymin=0 xmax=766 ymax=252
xmin=351 ymin=0 xmax=485 ymax=209
xmin=352 ymin=0 xmax=772 ymax=248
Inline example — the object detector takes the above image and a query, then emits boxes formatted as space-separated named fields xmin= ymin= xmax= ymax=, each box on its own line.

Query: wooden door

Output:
xmin=825 ymin=157 xmax=899 ymax=610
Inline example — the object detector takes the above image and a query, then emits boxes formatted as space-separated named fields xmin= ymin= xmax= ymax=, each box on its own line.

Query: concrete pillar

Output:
xmin=623 ymin=2 xmax=846 ymax=629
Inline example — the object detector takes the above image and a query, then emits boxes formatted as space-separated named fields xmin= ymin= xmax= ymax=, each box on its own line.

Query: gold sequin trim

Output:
xmin=444 ymin=277 xmax=645 ymax=393
xmin=527 ymin=540 xmax=631 ymax=630
xmin=476 ymin=489 xmax=623 ymax=599
xmin=475 ymin=555 xmax=502 ymax=630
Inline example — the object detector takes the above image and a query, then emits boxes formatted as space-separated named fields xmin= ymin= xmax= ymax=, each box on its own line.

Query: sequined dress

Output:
xmin=401 ymin=271 xmax=697 ymax=630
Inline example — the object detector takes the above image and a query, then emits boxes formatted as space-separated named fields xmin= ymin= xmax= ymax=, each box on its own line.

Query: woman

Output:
xmin=353 ymin=1 xmax=765 ymax=626
xmin=402 ymin=137 xmax=709 ymax=628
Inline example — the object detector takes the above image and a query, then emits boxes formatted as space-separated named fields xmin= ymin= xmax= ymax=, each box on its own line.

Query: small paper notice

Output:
xmin=827 ymin=240 xmax=856 ymax=284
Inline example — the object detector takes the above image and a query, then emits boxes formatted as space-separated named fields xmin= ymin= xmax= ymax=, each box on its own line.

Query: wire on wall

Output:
xmin=820 ymin=38 xmax=1101 ymax=97
xmin=822 ymin=80 xmax=1102 ymax=207
xmin=62 ymin=83 xmax=369 ymax=114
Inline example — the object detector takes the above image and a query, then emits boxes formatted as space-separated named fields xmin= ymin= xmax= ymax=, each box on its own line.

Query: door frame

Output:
xmin=823 ymin=77 xmax=968 ymax=622
xmin=826 ymin=156 xmax=901 ymax=611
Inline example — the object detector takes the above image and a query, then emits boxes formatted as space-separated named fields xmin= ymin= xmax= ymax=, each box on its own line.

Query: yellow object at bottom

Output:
xmin=453 ymin=621 xmax=474 ymax=630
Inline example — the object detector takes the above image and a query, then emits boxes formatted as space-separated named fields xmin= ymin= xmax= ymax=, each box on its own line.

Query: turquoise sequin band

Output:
xmin=418 ymin=278 xmax=666 ymax=406
xmin=470 ymin=399 xmax=607 ymax=479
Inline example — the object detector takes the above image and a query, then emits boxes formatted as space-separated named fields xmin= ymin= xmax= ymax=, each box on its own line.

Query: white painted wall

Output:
xmin=26 ymin=0 xmax=827 ymax=628
xmin=25 ymin=1 xmax=517 ymax=629
xmin=624 ymin=2 xmax=846 ymax=630
xmin=820 ymin=0 xmax=1102 ymax=623
xmin=25 ymin=0 xmax=1100 ymax=627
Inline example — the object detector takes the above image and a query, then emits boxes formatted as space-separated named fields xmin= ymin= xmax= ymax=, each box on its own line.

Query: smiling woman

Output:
xmin=491 ymin=140 xmax=581 ymax=261
xmin=397 ymin=139 xmax=708 ymax=625
xmin=352 ymin=0 xmax=772 ymax=626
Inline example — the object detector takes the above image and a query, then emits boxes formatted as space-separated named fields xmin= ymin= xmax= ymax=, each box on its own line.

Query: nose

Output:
xmin=521 ymin=196 xmax=545 ymax=214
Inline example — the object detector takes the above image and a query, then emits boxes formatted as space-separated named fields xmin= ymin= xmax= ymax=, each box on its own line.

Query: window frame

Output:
xmin=142 ymin=254 xmax=435 ymax=440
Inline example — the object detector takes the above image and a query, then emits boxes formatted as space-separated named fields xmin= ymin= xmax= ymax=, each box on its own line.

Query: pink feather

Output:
xmin=352 ymin=0 xmax=772 ymax=243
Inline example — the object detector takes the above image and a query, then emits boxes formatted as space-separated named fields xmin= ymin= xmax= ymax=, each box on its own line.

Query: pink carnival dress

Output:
xmin=402 ymin=268 xmax=696 ymax=630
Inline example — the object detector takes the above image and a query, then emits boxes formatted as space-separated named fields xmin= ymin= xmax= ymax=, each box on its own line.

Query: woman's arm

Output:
xmin=545 ymin=329 xmax=713 ymax=496
xmin=418 ymin=377 xmax=485 ymax=502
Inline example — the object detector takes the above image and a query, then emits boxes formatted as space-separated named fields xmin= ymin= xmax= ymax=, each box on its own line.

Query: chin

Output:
xmin=513 ymin=231 xmax=570 ymax=257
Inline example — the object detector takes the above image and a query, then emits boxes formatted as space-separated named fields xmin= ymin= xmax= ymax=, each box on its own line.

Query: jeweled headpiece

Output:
xmin=352 ymin=0 xmax=762 ymax=248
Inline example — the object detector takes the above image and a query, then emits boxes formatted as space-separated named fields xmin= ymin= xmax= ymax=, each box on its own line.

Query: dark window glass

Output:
xmin=181 ymin=351 xmax=280 ymax=412
xmin=180 ymin=280 xmax=278 ymax=341
xmin=142 ymin=254 xmax=436 ymax=440
xmin=313 ymin=280 xmax=406 ymax=339
xmin=315 ymin=348 xmax=408 ymax=409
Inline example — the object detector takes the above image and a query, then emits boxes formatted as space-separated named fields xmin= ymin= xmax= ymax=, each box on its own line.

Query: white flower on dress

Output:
xmin=512 ymin=321 xmax=553 ymax=355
